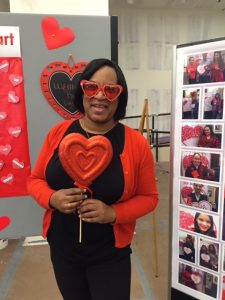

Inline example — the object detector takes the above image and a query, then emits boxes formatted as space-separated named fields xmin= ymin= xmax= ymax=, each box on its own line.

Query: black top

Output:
xmin=45 ymin=120 xmax=131 ymax=264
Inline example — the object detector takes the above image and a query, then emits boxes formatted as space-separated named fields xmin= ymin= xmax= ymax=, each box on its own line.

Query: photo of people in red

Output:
xmin=204 ymin=87 xmax=224 ymax=120
xmin=184 ymin=50 xmax=225 ymax=85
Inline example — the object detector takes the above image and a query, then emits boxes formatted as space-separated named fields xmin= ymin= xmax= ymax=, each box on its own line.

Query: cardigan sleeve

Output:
xmin=112 ymin=132 xmax=158 ymax=224
xmin=27 ymin=121 xmax=71 ymax=209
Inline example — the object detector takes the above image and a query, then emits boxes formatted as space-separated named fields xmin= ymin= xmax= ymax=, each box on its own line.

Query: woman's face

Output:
xmin=196 ymin=214 xmax=212 ymax=233
xmin=204 ymin=127 xmax=211 ymax=136
xmin=192 ymin=154 xmax=201 ymax=167
xmin=82 ymin=66 xmax=119 ymax=124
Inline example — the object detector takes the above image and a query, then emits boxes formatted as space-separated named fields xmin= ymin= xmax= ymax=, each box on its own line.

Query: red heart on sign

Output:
xmin=9 ymin=74 xmax=23 ymax=86
xmin=40 ymin=61 xmax=88 ymax=119
xmin=59 ymin=133 xmax=113 ymax=186
xmin=0 ymin=216 xmax=10 ymax=231
xmin=41 ymin=17 xmax=75 ymax=50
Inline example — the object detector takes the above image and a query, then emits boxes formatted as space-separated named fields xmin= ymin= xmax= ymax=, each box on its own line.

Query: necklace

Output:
xmin=80 ymin=119 xmax=117 ymax=138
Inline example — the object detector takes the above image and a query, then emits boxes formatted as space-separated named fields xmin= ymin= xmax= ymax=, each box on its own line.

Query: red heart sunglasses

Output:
xmin=80 ymin=80 xmax=123 ymax=102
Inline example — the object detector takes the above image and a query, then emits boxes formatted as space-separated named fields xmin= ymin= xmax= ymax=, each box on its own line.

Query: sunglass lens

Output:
xmin=83 ymin=82 xmax=98 ymax=97
xmin=104 ymin=86 xmax=121 ymax=100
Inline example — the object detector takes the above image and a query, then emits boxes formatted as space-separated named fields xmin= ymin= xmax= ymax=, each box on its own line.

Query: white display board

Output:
xmin=171 ymin=38 xmax=225 ymax=300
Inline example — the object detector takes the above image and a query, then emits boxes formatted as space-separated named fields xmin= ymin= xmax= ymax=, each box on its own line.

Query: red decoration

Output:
xmin=0 ymin=57 xmax=30 ymax=197
xmin=181 ymin=125 xmax=203 ymax=144
xmin=0 ymin=216 xmax=10 ymax=231
xmin=40 ymin=60 xmax=88 ymax=119
xmin=41 ymin=17 xmax=75 ymax=50
xmin=59 ymin=133 xmax=113 ymax=187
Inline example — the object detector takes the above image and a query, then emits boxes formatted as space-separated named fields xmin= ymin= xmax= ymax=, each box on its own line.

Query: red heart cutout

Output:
xmin=0 ymin=59 xmax=9 ymax=72
xmin=182 ymin=125 xmax=203 ymax=145
xmin=59 ymin=133 xmax=113 ymax=186
xmin=9 ymin=74 xmax=23 ymax=86
xmin=0 ymin=216 xmax=10 ymax=231
xmin=41 ymin=17 xmax=75 ymax=50
xmin=8 ymin=126 xmax=22 ymax=137
xmin=40 ymin=61 xmax=88 ymax=119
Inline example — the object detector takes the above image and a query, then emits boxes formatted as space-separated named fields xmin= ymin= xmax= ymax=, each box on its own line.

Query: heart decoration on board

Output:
xmin=0 ymin=216 xmax=10 ymax=231
xmin=200 ymin=253 xmax=210 ymax=262
xmin=40 ymin=60 xmax=88 ymax=119
xmin=0 ymin=60 xmax=9 ymax=72
xmin=8 ymin=91 xmax=20 ymax=103
xmin=59 ymin=133 xmax=113 ymax=187
xmin=181 ymin=125 xmax=203 ymax=145
xmin=8 ymin=126 xmax=22 ymax=138
xmin=0 ymin=144 xmax=12 ymax=156
xmin=9 ymin=74 xmax=23 ymax=86
xmin=1 ymin=174 xmax=14 ymax=184
xmin=41 ymin=16 xmax=75 ymax=50
xmin=12 ymin=158 xmax=24 ymax=169
xmin=0 ymin=112 xmax=7 ymax=120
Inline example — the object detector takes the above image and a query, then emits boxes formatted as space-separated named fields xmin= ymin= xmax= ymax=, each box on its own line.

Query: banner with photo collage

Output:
xmin=171 ymin=39 xmax=225 ymax=300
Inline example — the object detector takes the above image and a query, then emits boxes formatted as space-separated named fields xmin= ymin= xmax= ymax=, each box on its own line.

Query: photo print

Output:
xmin=203 ymin=86 xmax=224 ymax=120
xmin=181 ymin=151 xmax=221 ymax=182
xmin=179 ymin=207 xmax=219 ymax=239
xmin=199 ymin=238 xmax=219 ymax=272
xmin=183 ymin=50 xmax=225 ymax=85
xmin=179 ymin=262 xmax=218 ymax=298
xmin=182 ymin=88 xmax=200 ymax=120
xmin=181 ymin=123 xmax=222 ymax=149
xmin=179 ymin=231 xmax=196 ymax=263
xmin=180 ymin=181 xmax=219 ymax=212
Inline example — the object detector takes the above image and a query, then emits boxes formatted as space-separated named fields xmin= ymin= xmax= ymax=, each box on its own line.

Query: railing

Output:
xmin=124 ymin=113 xmax=171 ymax=162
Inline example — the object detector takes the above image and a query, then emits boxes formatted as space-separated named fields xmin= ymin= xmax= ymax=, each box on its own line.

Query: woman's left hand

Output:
xmin=78 ymin=199 xmax=116 ymax=224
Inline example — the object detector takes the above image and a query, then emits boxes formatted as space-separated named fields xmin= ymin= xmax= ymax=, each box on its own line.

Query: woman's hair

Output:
xmin=194 ymin=213 xmax=215 ymax=237
xmin=208 ymin=244 xmax=216 ymax=254
xmin=200 ymin=244 xmax=208 ymax=253
xmin=73 ymin=58 xmax=128 ymax=121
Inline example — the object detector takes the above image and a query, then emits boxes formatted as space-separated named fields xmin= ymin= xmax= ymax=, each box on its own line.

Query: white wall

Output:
xmin=9 ymin=0 xmax=108 ymax=15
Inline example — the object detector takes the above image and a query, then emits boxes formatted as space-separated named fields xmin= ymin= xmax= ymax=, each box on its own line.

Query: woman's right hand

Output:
xmin=49 ymin=188 xmax=87 ymax=214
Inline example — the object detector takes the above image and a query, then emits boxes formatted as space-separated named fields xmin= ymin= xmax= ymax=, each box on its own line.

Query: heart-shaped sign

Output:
xmin=0 ymin=216 xmax=10 ymax=231
xmin=201 ymin=253 xmax=210 ymax=262
xmin=40 ymin=61 xmax=88 ymax=119
xmin=182 ymin=125 xmax=203 ymax=145
xmin=59 ymin=133 xmax=113 ymax=186
xmin=191 ymin=274 xmax=201 ymax=285
xmin=183 ymin=247 xmax=192 ymax=255
xmin=41 ymin=16 xmax=75 ymax=50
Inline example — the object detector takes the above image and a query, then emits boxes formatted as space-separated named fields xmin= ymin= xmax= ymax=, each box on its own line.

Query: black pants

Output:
xmin=50 ymin=247 xmax=131 ymax=300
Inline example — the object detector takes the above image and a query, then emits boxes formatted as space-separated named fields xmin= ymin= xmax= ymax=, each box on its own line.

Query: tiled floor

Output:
xmin=0 ymin=162 xmax=170 ymax=300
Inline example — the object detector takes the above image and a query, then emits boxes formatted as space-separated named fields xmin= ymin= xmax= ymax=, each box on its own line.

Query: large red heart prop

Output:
xmin=0 ymin=216 xmax=10 ymax=231
xmin=41 ymin=17 xmax=75 ymax=50
xmin=40 ymin=61 xmax=88 ymax=119
xmin=59 ymin=133 xmax=113 ymax=186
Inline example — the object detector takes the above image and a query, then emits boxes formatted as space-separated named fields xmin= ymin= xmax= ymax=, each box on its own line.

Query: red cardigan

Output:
xmin=27 ymin=120 xmax=158 ymax=248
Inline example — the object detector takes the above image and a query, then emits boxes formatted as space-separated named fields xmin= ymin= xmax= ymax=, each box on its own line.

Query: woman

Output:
xmin=208 ymin=244 xmax=218 ymax=271
xmin=211 ymin=92 xmax=223 ymax=119
xmin=211 ymin=51 xmax=224 ymax=82
xmin=185 ymin=56 xmax=197 ymax=84
xmin=27 ymin=58 xmax=158 ymax=300
xmin=194 ymin=213 xmax=216 ymax=237
xmin=199 ymin=244 xmax=210 ymax=268
xmin=197 ymin=125 xmax=221 ymax=148
xmin=184 ymin=153 xmax=215 ymax=181
xmin=190 ymin=91 xmax=199 ymax=119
